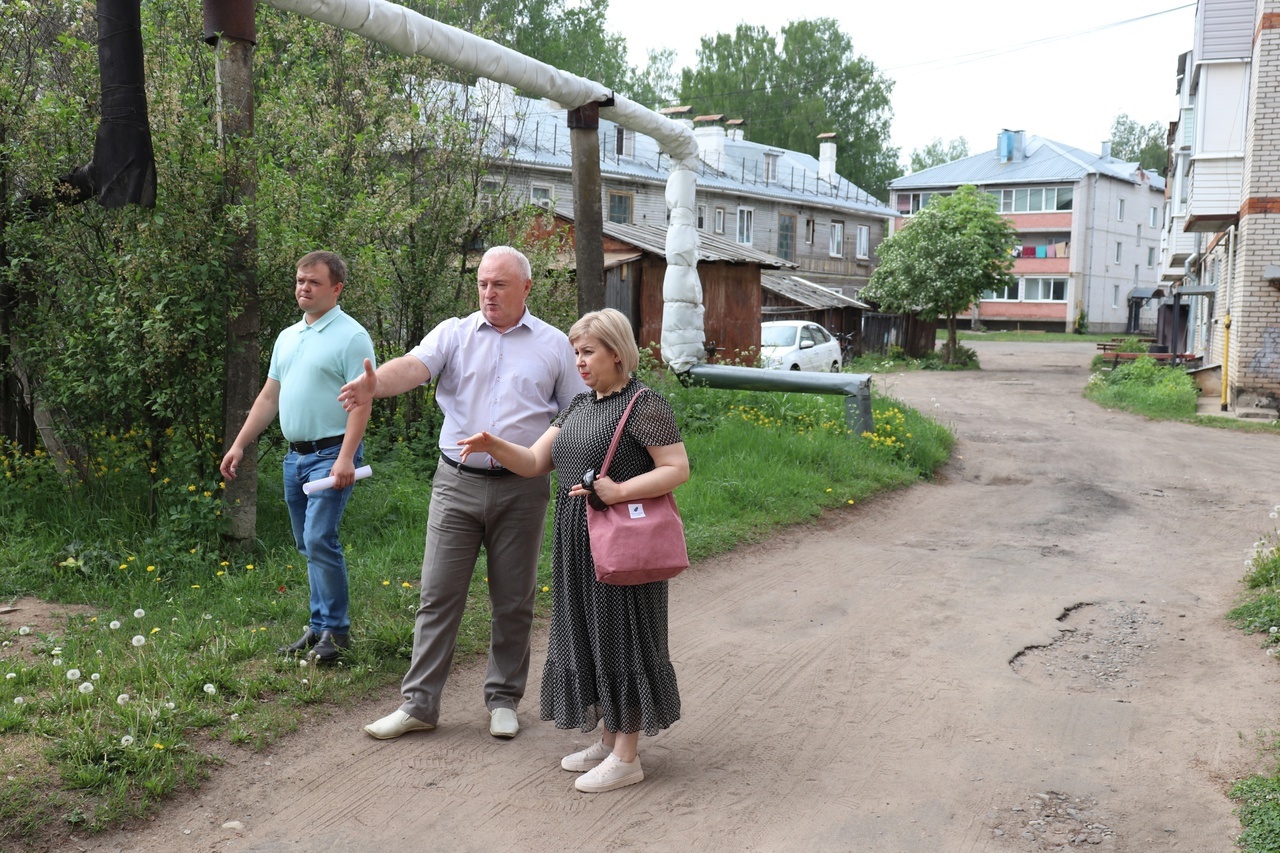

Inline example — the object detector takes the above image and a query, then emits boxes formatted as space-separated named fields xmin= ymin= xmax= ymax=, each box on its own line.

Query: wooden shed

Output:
xmin=545 ymin=213 xmax=797 ymax=363
xmin=761 ymin=272 xmax=868 ymax=355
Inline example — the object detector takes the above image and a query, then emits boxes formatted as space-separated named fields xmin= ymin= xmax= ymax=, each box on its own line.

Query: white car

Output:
xmin=760 ymin=321 xmax=843 ymax=372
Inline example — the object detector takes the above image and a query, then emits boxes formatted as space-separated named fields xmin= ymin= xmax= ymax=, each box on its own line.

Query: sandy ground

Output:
xmin=51 ymin=340 xmax=1280 ymax=852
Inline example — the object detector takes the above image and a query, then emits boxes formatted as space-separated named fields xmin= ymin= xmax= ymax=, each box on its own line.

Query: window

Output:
xmin=764 ymin=152 xmax=780 ymax=184
xmin=1112 ymin=285 xmax=1120 ymax=308
xmin=1117 ymin=198 xmax=1125 ymax=221
xmin=829 ymin=221 xmax=845 ymax=257
xmin=714 ymin=207 xmax=725 ymax=234
xmin=896 ymin=191 xmax=948 ymax=215
xmin=1147 ymin=246 xmax=1156 ymax=268
xmin=697 ymin=204 xmax=706 ymax=230
xmin=607 ymin=191 xmax=632 ymax=225
xmin=777 ymin=214 xmax=796 ymax=262
xmin=1149 ymin=206 xmax=1158 ymax=228
xmin=982 ymin=282 xmax=1019 ymax=301
xmin=804 ymin=218 xmax=815 ymax=244
xmin=1115 ymin=242 xmax=1123 ymax=264
xmin=478 ymin=178 xmax=501 ymax=208
xmin=736 ymin=207 xmax=754 ymax=244
xmin=855 ymin=224 xmax=870 ymax=259
xmin=1023 ymin=277 xmax=1067 ymax=301
xmin=614 ymin=127 xmax=633 ymax=158
xmin=993 ymin=186 xmax=1073 ymax=213
xmin=530 ymin=184 xmax=553 ymax=209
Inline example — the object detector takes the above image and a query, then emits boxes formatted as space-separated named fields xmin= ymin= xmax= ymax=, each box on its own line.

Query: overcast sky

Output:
xmin=605 ymin=0 xmax=1196 ymax=173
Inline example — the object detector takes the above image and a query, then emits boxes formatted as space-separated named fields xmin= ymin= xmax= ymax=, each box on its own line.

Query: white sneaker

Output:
xmin=363 ymin=710 xmax=434 ymax=740
xmin=561 ymin=738 xmax=611 ymax=772
xmin=574 ymin=754 xmax=644 ymax=793
xmin=489 ymin=707 xmax=518 ymax=738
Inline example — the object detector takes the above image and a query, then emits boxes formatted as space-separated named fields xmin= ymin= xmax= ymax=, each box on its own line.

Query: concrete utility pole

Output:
xmin=204 ymin=0 xmax=260 ymax=541
xmin=569 ymin=102 xmax=606 ymax=314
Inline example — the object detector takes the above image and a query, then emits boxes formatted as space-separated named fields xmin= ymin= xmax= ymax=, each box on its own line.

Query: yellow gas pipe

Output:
xmin=1221 ymin=314 xmax=1231 ymax=412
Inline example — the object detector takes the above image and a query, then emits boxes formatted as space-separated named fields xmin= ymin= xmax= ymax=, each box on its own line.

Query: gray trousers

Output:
xmin=398 ymin=457 xmax=550 ymax=725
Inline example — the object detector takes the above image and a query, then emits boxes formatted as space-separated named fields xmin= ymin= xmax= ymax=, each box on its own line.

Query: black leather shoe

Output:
xmin=308 ymin=630 xmax=349 ymax=664
xmin=278 ymin=627 xmax=318 ymax=657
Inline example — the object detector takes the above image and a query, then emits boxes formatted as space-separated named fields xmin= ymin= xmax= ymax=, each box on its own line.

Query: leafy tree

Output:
xmin=678 ymin=19 xmax=900 ymax=198
xmin=1109 ymin=113 xmax=1167 ymax=176
xmin=628 ymin=48 xmax=679 ymax=110
xmin=861 ymin=185 xmax=1017 ymax=364
xmin=909 ymin=137 xmax=969 ymax=174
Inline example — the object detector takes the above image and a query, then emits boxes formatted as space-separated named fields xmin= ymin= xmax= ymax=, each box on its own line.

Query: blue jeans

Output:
xmin=283 ymin=443 xmax=362 ymax=635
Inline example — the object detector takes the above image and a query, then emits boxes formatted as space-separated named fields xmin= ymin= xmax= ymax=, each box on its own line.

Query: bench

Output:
xmin=1105 ymin=351 xmax=1202 ymax=369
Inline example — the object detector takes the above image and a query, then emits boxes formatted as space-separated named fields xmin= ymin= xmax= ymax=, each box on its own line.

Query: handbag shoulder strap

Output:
xmin=598 ymin=387 xmax=647 ymax=479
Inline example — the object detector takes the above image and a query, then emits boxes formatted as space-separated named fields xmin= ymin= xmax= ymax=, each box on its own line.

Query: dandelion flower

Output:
xmin=150 ymin=627 xmax=160 ymax=635
xmin=146 ymin=565 xmax=155 ymax=572
xmin=66 ymin=669 xmax=81 ymax=681
xmin=401 ymin=582 xmax=412 ymax=588
xmin=132 ymin=635 xmax=145 ymax=647
xmin=117 ymin=693 xmax=130 ymax=705
xmin=78 ymin=682 xmax=93 ymax=694
xmin=203 ymin=684 xmax=216 ymax=695
xmin=382 ymin=580 xmax=390 ymax=586
xmin=109 ymin=620 xmax=121 ymax=630
xmin=134 ymin=609 xmax=145 ymax=619
xmin=542 ymin=585 xmax=549 ymax=593
xmin=154 ymin=742 xmax=165 ymax=749
xmin=18 ymin=626 xmax=30 ymax=636
xmin=120 ymin=735 xmax=134 ymax=746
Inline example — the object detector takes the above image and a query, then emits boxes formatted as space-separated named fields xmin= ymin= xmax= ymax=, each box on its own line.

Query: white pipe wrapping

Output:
xmin=264 ymin=0 xmax=707 ymax=370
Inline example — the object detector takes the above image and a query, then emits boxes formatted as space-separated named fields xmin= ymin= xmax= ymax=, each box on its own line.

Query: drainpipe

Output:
xmin=1222 ymin=225 xmax=1236 ymax=410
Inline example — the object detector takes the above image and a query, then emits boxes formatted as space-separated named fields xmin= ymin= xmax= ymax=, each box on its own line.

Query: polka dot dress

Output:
xmin=540 ymin=378 xmax=683 ymax=736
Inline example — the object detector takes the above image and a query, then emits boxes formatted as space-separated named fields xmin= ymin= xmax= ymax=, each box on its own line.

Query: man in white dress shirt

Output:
xmin=339 ymin=246 xmax=586 ymax=740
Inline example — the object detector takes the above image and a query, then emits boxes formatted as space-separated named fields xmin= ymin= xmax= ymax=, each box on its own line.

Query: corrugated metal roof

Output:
xmin=762 ymin=272 xmax=869 ymax=309
xmin=890 ymin=134 xmax=1166 ymax=192
xmin=596 ymin=219 xmax=798 ymax=269
xmin=487 ymin=90 xmax=895 ymax=218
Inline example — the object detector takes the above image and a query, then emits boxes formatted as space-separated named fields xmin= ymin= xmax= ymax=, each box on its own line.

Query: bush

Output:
xmin=1083 ymin=356 xmax=1199 ymax=419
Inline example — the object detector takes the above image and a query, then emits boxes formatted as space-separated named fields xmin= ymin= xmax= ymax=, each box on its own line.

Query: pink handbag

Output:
xmin=585 ymin=389 xmax=689 ymax=585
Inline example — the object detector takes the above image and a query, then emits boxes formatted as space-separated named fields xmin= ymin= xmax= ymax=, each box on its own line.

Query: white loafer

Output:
xmin=561 ymin=738 xmax=611 ymax=772
xmin=574 ymin=754 xmax=644 ymax=793
xmin=489 ymin=707 xmax=518 ymax=738
xmin=363 ymin=710 xmax=434 ymax=740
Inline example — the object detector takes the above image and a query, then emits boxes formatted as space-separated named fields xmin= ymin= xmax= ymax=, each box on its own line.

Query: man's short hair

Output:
xmin=570 ymin=308 xmax=639 ymax=375
xmin=297 ymin=251 xmax=347 ymax=285
xmin=481 ymin=245 xmax=532 ymax=282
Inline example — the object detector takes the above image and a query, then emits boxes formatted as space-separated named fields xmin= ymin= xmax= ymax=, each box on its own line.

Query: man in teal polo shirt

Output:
xmin=221 ymin=251 xmax=375 ymax=664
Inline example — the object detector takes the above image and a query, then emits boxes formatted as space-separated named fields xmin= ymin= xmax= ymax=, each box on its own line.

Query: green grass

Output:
xmin=0 ymin=375 xmax=952 ymax=846
xmin=1084 ymin=355 xmax=1201 ymax=420
xmin=951 ymin=330 xmax=1116 ymax=343
xmin=845 ymin=343 xmax=979 ymax=373
xmin=1230 ymin=525 xmax=1280 ymax=852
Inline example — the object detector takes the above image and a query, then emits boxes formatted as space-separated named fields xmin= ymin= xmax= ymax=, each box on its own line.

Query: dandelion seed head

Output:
xmin=5 ymin=673 xmax=14 ymax=680
xmin=203 ymin=684 xmax=216 ymax=695
xmin=90 ymin=672 xmax=99 ymax=680
xmin=109 ymin=620 xmax=120 ymax=630
xmin=117 ymin=694 xmax=130 ymax=705
xmin=131 ymin=635 xmax=145 ymax=647
xmin=13 ymin=697 xmax=24 ymax=705
xmin=66 ymin=669 xmax=80 ymax=681
xmin=51 ymin=658 xmax=61 ymax=666
xmin=18 ymin=626 xmax=30 ymax=636
xmin=78 ymin=682 xmax=93 ymax=694
xmin=120 ymin=735 xmax=134 ymax=746
xmin=133 ymin=609 xmax=145 ymax=619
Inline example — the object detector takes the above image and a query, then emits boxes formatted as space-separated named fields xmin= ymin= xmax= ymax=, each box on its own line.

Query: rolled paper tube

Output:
xmin=302 ymin=465 xmax=373 ymax=495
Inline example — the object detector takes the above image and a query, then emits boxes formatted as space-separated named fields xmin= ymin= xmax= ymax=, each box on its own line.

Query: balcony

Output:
xmin=1185 ymin=155 xmax=1243 ymax=232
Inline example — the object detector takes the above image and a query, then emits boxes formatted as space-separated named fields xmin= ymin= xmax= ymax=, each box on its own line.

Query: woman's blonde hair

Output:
xmin=569 ymin=308 xmax=639 ymax=375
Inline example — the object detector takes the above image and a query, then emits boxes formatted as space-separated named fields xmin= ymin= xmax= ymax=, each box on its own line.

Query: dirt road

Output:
xmin=76 ymin=341 xmax=1280 ymax=852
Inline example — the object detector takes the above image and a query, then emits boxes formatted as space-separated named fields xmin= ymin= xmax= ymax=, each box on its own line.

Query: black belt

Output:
xmin=288 ymin=435 xmax=345 ymax=454
xmin=440 ymin=454 xmax=514 ymax=477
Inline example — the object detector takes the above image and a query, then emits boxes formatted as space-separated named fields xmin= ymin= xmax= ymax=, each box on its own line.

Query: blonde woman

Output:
xmin=459 ymin=308 xmax=689 ymax=792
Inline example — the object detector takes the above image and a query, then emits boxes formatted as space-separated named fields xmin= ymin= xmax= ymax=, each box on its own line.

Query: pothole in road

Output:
xmin=1010 ymin=601 xmax=1161 ymax=694
xmin=986 ymin=791 xmax=1117 ymax=851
